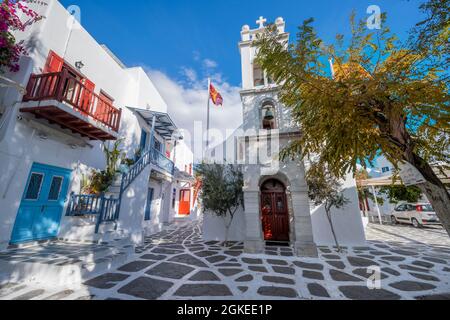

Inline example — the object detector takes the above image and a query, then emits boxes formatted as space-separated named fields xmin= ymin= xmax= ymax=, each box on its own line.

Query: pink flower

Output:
xmin=0 ymin=0 xmax=40 ymax=73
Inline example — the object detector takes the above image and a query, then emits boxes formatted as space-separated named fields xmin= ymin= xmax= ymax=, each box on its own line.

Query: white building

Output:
xmin=368 ymin=157 xmax=396 ymax=179
xmin=203 ymin=17 xmax=366 ymax=256
xmin=360 ymin=156 xmax=431 ymax=219
xmin=0 ymin=0 xmax=195 ymax=251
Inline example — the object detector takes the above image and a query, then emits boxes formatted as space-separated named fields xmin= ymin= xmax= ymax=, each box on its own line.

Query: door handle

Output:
xmin=41 ymin=205 xmax=46 ymax=213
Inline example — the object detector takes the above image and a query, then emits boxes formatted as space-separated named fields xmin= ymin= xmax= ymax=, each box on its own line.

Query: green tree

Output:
xmin=307 ymin=162 xmax=349 ymax=252
xmin=379 ymin=185 xmax=423 ymax=204
xmin=410 ymin=0 xmax=449 ymax=65
xmin=103 ymin=139 xmax=124 ymax=177
xmin=196 ymin=163 xmax=244 ymax=246
xmin=255 ymin=7 xmax=450 ymax=236
xmin=88 ymin=139 xmax=124 ymax=195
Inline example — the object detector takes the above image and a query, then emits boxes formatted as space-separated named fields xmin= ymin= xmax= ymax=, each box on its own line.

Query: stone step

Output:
xmin=96 ymin=221 xmax=117 ymax=234
xmin=0 ymin=244 xmax=135 ymax=287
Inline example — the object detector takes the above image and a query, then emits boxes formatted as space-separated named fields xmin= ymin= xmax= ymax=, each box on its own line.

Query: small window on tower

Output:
xmin=261 ymin=102 xmax=276 ymax=130
xmin=253 ymin=64 xmax=264 ymax=87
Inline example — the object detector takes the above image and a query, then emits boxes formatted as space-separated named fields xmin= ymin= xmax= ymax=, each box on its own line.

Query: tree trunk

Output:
xmin=409 ymin=155 xmax=450 ymax=237
xmin=385 ymin=112 xmax=450 ymax=237
xmin=223 ymin=213 xmax=236 ymax=248
xmin=326 ymin=209 xmax=342 ymax=252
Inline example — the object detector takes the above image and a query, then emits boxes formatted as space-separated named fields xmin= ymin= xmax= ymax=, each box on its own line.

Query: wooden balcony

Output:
xmin=21 ymin=70 xmax=122 ymax=141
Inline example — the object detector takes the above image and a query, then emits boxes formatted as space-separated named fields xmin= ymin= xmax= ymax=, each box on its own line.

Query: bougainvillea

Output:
xmin=0 ymin=0 xmax=41 ymax=73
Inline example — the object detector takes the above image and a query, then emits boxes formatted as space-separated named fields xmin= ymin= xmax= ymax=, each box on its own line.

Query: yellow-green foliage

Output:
xmin=255 ymin=12 xmax=449 ymax=179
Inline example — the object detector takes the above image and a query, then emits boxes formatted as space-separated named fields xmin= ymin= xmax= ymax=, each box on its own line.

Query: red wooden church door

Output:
xmin=261 ymin=179 xmax=290 ymax=242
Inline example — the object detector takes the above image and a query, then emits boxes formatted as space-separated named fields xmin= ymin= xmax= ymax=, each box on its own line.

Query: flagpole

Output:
xmin=206 ymin=77 xmax=211 ymax=151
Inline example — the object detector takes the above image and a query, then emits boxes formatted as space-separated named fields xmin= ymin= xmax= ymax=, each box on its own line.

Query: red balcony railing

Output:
xmin=23 ymin=70 xmax=122 ymax=132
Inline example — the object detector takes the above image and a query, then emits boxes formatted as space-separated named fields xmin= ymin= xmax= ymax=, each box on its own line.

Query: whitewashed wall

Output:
xmin=203 ymin=209 xmax=246 ymax=242
xmin=310 ymin=172 xmax=367 ymax=246
xmin=0 ymin=0 xmax=170 ymax=249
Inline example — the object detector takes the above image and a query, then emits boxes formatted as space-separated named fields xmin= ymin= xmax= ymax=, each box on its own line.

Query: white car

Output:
xmin=391 ymin=203 xmax=441 ymax=228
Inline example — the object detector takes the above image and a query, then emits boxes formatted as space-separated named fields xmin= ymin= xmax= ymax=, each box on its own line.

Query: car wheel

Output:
xmin=412 ymin=218 xmax=422 ymax=228
xmin=391 ymin=216 xmax=399 ymax=225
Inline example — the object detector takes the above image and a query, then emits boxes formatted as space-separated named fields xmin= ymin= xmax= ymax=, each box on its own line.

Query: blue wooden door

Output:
xmin=144 ymin=188 xmax=154 ymax=221
xmin=11 ymin=163 xmax=72 ymax=244
xmin=140 ymin=130 xmax=148 ymax=151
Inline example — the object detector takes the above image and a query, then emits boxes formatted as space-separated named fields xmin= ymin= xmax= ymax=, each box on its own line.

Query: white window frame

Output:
xmin=24 ymin=172 xmax=45 ymax=201
xmin=47 ymin=176 xmax=64 ymax=202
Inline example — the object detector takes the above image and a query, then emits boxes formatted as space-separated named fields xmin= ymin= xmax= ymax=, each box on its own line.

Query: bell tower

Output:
xmin=237 ymin=17 xmax=318 ymax=258
xmin=238 ymin=17 xmax=291 ymax=133
xmin=239 ymin=16 xmax=288 ymax=91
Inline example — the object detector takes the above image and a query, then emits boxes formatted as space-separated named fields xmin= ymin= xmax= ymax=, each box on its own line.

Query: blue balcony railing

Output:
xmin=66 ymin=146 xmax=175 ymax=233
xmin=150 ymin=147 xmax=175 ymax=175
xmin=66 ymin=193 xmax=120 ymax=232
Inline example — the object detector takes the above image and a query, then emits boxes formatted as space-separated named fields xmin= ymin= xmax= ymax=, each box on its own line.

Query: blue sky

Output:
xmin=61 ymin=0 xmax=425 ymax=86
xmin=59 ymin=0 xmax=427 ymax=156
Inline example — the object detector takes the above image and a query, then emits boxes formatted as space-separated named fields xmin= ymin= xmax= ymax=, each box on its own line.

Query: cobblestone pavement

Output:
xmin=1 ymin=222 xmax=449 ymax=300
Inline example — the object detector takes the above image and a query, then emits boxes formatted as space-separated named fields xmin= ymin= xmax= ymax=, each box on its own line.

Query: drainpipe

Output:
xmin=62 ymin=13 xmax=77 ymax=60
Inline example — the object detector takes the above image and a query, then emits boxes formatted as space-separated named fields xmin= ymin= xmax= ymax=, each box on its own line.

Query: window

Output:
xmin=44 ymin=51 xmax=64 ymax=73
xmin=253 ymin=64 xmax=264 ymax=87
xmin=253 ymin=62 xmax=276 ymax=87
xmin=382 ymin=167 xmax=391 ymax=173
xmin=48 ymin=177 xmax=64 ymax=201
xmin=418 ymin=204 xmax=433 ymax=212
xmin=172 ymin=189 xmax=177 ymax=209
xmin=25 ymin=173 xmax=44 ymax=200
xmin=165 ymin=142 xmax=172 ymax=158
xmin=140 ymin=130 xmax=148 ymax=151
xmin=154 ymin=140 xmax=162 ymax=152
xmin=96 ymin=91 xmax=114 ymax=122
xmin=145 ymin=188 xmax=154 ymax=221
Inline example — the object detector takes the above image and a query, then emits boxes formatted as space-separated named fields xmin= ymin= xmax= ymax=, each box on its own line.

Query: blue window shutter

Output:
xmin=140 ymin=130 xmax=148 ymax=151
xmin=145 ymin=188 xmax=154 ymax=221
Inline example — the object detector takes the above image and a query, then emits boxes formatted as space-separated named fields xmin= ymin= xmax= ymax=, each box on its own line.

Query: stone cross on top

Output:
xmin=256 ymin=16 xmax=267 ymax=29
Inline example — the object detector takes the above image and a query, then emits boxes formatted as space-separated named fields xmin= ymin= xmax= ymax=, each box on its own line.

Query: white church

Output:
xmin=203 ymin=17 xmax=367 ymax=256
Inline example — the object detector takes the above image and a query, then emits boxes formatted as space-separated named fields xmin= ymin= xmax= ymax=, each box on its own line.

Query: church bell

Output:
xmin=264 ymin=109 xmax=275 ymax=121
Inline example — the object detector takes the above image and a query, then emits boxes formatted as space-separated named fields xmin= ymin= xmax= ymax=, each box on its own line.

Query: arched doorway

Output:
xmin=260 ymin=179 xmax=290 ymax=242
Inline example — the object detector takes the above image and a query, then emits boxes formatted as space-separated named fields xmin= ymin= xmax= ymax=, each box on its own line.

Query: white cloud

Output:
xmin=203 ymin=58 xmax=218 ymax=69
xmin=147 ymin=69 xmax=243 ymax=160
xmin=180 ymin=67 xmax=197 ymax=83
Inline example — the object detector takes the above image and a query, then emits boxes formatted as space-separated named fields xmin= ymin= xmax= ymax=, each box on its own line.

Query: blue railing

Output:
xmin=66 ymin=194 xmax=103 ymax=216
xmin=121 ymin=148 xmax=152 ymax=192
xmin=66 ymin=193 xmax=120 ymax=233
xmin=151 ymin=147 xmax=175 ymax=176
xmin=66 ymin=146 xmax=175 ymax=233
